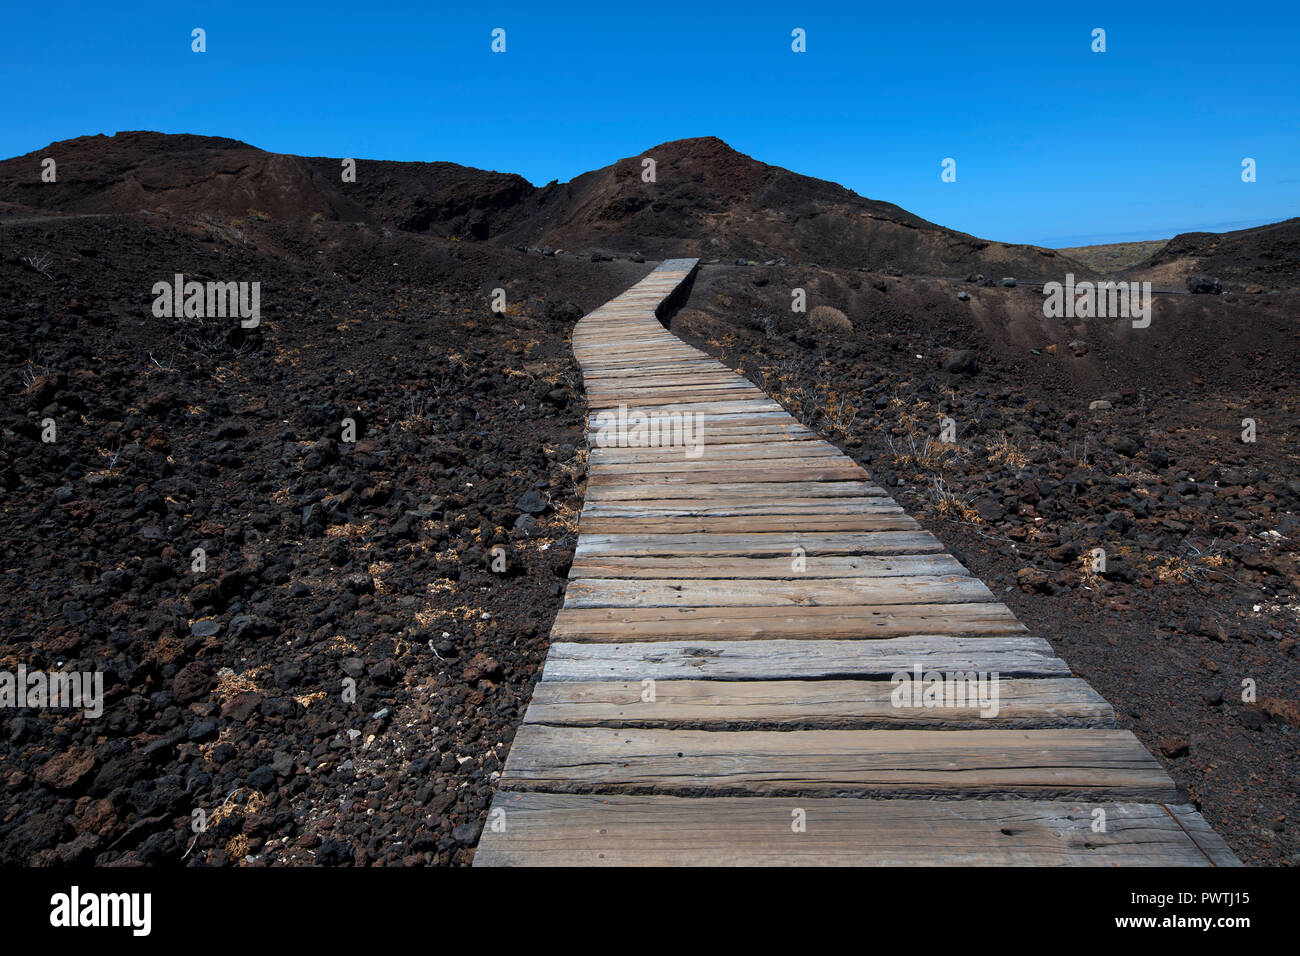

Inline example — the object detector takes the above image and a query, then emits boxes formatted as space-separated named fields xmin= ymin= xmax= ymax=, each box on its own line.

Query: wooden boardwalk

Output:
xmin=475 ymin=259 xmax=1239 ymax=866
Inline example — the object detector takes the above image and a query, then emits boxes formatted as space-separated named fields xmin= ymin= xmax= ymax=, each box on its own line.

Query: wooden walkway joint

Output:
xmin=475 ymin=259 xmax=1239 ymax=866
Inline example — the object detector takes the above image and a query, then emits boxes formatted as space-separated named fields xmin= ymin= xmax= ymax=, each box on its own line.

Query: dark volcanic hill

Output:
xmin=493 ymin=136 xmax=1086 ymax=280
xmin=1123 ymin=217 xmax=1300 ymax=291
xmin=0 ymin=131 xmax=540 ymax=236
xmin=1 ymin=131 xmax=1082 ymax=280
xmin=0 ymin=132 xmax=357 ymax=221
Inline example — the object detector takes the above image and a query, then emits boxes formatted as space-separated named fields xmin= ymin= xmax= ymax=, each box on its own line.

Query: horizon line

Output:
xmin=5 ymin=128 xmax=1294 ymax=252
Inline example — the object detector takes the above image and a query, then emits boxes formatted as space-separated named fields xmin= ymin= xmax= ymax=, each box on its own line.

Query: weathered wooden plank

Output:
xmin=542 ymin=636 xmax=1072 ymax=681
xmin=586 ymin=389 xmax=762 ymax=404
xmin=524 ymin=677 xmax=1114 ymax=729
xmin=550 ymin=601 xmax=1026 ymax=641
xmin=588 ymin=389 xmax=766 ymax=406
xmin=587 ymin=379 xmax=760 ymax=394
xmin=576 ymin=337 xmax=695 ymax=349
xmin=586 ymin=369 xmax=742 ymax=382
xmin=577 ymin=513 xmax=918 ymax=534
xmin=584 ymin=480 xmax=886 ymax=501
xmin=590 ymin=455 xmax=859 ymax=475
xmin=583 ymin=361 xmax=726 ymax=373
xmin=585 ymin=374 xmax=756 ymax=385
xmin=581 ymin=355 xmax=718 ymax=366
xmin=585 ymin=409 xmax=797 ymax=423
xmin=586 ymin=463 xmax=870 ymax=484
xmin=498 ymin=725 xmax=1178 ymax=801
xmin=1162 ymin=804 xmax=1245 ymax=867
xmin=567 ymin=554 xmax=970 ymax=579
xmin=586 ymin=362 xmax=729 ymax=370
xmin=581 ymin=498 xmax=900 ymax=517
xmin=585 ymin=421 xmax=805 ymax=438
xmin=473 ymin=794 xmax=1227 ymax=866
xmin=586 ymin=457 xmax=865 ymax=476
xmin=573 ymin=530 xmax=943 ymax=557
xmin=564 ymin=575 xmax=994 ymax=609
xmin=587 ymin=398 xmax=783 ymax=414
xmin=595 ymin=428 xmax=817 ymax=445
xmin=589 ymin=442 xmax=842 ymax=462
xmin=586 ymin=382 xmax=747 ymax=395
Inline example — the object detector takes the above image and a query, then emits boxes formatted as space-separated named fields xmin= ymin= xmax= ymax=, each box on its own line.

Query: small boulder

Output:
xmin=544 ymin=300 xmax=583 ymax=323
xmin=1158 ymin=736 xmax=1190 ymax=759
xmin=172 ymin=662 xmax=213 ymax=703
xmin=315 ymin=839 xmax=351 ymax=866
xmin=35 ymin=748 xmax=95 ymax=791
xmin=941 ymin=350 xmax=980 ymax=375
xmin=515 ymin=489 xmax=549 ymax=514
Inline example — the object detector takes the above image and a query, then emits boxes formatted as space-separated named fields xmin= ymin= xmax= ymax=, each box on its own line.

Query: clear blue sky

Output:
xmin=3 ymin=1 xmax=1297 ymax=246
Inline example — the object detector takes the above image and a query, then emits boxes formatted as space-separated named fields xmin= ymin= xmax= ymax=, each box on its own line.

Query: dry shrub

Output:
xmin=986 ymin=433 xmax=1029 ymax=469
xmin=805 ymin=305 xmax=852 ymax=335
xmin=931 ymin=478 xmax=982 ymax=523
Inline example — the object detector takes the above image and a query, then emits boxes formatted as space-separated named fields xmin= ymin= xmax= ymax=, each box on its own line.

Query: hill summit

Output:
xmin=0 ymin=131 xmax=1079 ymax=280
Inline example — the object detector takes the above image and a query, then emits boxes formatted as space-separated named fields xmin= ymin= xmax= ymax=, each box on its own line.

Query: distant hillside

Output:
xmin=1123 ymin=218 xmax=1300 ymax=290
xmin=1056 ymin=239 xmax=1169 ymax=274
xmin=0 ymin=132 xmax=354 ymax=221
xmin=0 ymin=131 xmax=1087 ymax=281
xmin=0 ymin=131 xmax=530 ymax=234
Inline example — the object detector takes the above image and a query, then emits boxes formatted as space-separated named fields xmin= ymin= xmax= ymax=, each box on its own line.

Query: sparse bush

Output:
xmin=887 ymin=432 xmax=962 ymax=471
xmin=986 ymin=433 xmax=1028 ymax=469
xmin=931 ymin=477 xmax=981 ymax=523
xmin=805 ymin=305 xmax=852 ymax=335
xmin=19 ymin=252 xmax=53 ymax=278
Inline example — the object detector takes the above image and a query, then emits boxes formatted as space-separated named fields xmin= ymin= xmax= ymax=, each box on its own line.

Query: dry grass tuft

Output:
xmin=931 ymin=478 xmax=982 ymax=523
xmin=1154 ymin=540 xmax=1235 ymax=583
xmin=805 ymin=305 xmax=852 ymax=334
xmin=888 ymin=433 xmax=961 ymax=470
xmin=215 ymin=666 xmax=264 ymax=702
xmin=986 ymin=434 xmax=1029 ymax=469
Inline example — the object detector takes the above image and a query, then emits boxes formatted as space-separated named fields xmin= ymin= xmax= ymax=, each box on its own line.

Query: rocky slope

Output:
xmin=1123 ymin=218 xmax=1300 ymax=291
xmin=0 ymin=209 xmax=646 ymax=865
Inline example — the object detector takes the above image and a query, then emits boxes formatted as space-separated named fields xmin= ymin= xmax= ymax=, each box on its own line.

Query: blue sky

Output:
xmin=3 ymin=1 xmax=1296 ymax=246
